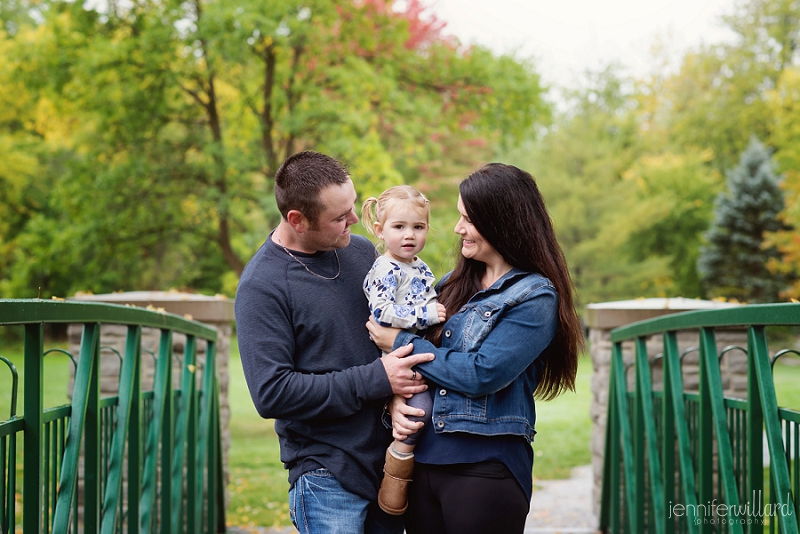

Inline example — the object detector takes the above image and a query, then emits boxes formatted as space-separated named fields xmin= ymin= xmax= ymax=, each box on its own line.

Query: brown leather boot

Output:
xmin=377 ymin=447 xmax=414 ymax=515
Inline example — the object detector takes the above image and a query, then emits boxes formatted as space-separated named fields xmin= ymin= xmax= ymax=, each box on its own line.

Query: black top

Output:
xmin=235 ymin=233 xmax=393 ymax=500
xmin=415 ymin=420 xmax=534 ymax=500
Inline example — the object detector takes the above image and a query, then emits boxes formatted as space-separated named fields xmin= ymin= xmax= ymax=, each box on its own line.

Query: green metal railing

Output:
xmin=600 ymin=303 xmax=800 ymax=533
xmin=0 ymin=299 xmax=226 ymax=533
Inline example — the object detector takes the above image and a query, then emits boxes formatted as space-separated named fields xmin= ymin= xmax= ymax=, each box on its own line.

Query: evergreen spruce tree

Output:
xmin=698 ymin=137 xmax=790 ymax=302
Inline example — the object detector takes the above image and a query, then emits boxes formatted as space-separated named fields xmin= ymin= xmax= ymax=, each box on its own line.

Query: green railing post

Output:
xmin=85 ymin=326 xmax=102 ymax=533
xmin=612 ymin=342 xmax=638 ymax=532
xmin=609 ymin=367 xmax=621 ymax=532
xmin=663 ymin=331 xmax=699 ymax=533
xmin=128 ymin=327 xmax=143 ymax=534
xmin=696 ymin=327 xmax=715 ymax=534
xmin=52 ymin=322 xmax=100 ymax=532
xmin=213 ymin=380 xmax=226 ymax=533
xmin=635 ymin=337 xmax=665 ymax=533
xmin=140 ymin=329 xmax=173 ymax=534
xmin=160 ymin=335 xmax=174 ymax=534
xmin=171 ymin=335 xmax=197 ymax=534
xmin=746 ymin=326 xmax=764 ymax=533
xmin=186 ymin=369 xmax=199 ymax=534
xmin=749 ymin=326 xmax=798 ymax=534
xmin=196 ymin=340 xmax=217 ymax=533
xmin=0 ymin=355 xmax=20 ymax=534
xmin=101 ymin=325 xmax=141 ymax=533
xmin=22 ymin=323 xmax=44 ymax=533
xmin=634 ymin=341 xmax=646 ymax=531
xmin=209 ymin=386 xmax=220 ymax=534
xmin=699 ymin=327 xmax=744 ymax=533
xmin=1 ymin=426 xmax=17 ymax=534
xmin=662 ymin=335 xmax=676 ymax=534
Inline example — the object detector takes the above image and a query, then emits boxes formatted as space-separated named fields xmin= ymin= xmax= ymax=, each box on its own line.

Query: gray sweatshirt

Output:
xmin=235 ymin=233 xmax=393 ymax=500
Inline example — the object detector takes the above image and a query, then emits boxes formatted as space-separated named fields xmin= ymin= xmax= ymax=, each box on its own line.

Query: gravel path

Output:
xmin=525 ymin=464 xmax=598 ymax=534
xmin=228 ymin=464 xmax=599 ymax=534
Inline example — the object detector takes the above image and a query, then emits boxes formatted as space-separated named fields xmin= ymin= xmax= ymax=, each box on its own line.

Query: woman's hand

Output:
xmin=388 ymin=394 xmax=426 ymax=441
xmin=366 ymin=316 xmax=402 ymax=353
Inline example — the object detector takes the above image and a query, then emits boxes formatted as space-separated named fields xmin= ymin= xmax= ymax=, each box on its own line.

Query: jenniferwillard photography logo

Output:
xmin=668 ymin=492 xmax=796 ymax=526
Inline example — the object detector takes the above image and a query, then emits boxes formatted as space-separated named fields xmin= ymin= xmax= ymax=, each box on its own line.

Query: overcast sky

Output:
xmin=421 ymin=0 xmax=740 ymax=90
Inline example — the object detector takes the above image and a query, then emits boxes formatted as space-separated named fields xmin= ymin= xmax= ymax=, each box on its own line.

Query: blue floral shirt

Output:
xmin=363 ymin=255 xmax=441 ymax=335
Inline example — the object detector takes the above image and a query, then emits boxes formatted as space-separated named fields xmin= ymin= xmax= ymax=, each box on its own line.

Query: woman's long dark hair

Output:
xmin=428 ymin=163 xmax=584 ymax=400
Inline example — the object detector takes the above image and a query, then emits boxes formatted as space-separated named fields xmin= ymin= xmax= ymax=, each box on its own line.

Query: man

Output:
xmin=235 ymin=151 xmax=433 ymax=533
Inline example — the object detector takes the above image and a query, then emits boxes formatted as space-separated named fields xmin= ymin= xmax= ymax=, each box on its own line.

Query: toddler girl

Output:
xmin=362 ymin=185 xmax=446 ymax=515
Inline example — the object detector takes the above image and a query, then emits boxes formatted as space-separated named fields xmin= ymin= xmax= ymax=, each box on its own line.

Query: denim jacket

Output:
xmin=393 ymin=268 xmax=558 ymax=443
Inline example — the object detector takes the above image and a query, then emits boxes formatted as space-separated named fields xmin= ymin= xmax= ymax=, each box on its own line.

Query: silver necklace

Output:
xmin=275 ymin=235 xmax=341 ymax=280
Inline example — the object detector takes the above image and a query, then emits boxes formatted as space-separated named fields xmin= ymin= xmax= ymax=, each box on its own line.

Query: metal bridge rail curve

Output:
xmin=0 ymin=299 xmax=225 ymax=534
xmin=600 ymin=302 xmax=800 ymax=534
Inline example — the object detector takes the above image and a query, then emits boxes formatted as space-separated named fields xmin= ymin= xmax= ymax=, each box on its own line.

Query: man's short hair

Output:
xmin=275 ymin=151 xmax=350 ymax=226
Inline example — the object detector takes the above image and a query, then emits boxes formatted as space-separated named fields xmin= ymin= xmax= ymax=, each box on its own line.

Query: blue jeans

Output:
xmin=289 ymin=468 xmax=404 ymax=534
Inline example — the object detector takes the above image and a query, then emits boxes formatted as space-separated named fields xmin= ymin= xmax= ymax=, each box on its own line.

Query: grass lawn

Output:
xmin=531 ymin=354 xmax=593 ymax=481
xmin=0 ymin=330 xmax=73 ymax=416
xmin=772 ymin=357 xmax=800 ymax=409
xmin=226 ymin=337 xmax=290 ymax=528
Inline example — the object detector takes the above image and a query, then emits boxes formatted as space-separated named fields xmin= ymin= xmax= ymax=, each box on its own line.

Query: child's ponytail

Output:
xmin=361 ymin=196 xmax=379 ymax=237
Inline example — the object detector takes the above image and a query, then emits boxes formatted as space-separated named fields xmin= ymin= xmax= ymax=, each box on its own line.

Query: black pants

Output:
xmin=403 ymin=462 xmax=529 ymax=534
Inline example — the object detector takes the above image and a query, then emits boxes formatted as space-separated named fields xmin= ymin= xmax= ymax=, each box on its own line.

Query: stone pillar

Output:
xmin=585 ymin=297 xmax=746 ymax=516
xmin=67 ymin=291 xmax=234 ymax=491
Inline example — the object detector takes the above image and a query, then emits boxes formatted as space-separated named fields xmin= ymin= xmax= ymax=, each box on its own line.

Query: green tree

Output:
xmin=0 ymin=24 xmax=71 ymax=298
xmin=698 ymin=137 xmax=792 ymax=302
xmin=766 ymin=66 xmax=800 ymax=298
xmin=642 ymin=0 xmax=800 ymax=173
xmin=0 ymin=0 xmax=548 ymax=298
xmin=618 ymin=150 xmax=722 ymax=298
xmin=507 ymin=66 xmax=648 ymax=305
xmin=723 ymin=0 xmax=800 ymax=74
xmin=653 ymin=47 xmax=771 ymax=172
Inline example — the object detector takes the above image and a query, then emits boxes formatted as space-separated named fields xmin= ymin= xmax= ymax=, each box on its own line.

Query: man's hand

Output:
xmin=387 ymin=394 xmax=425 ymax=441
xmin=380 ymin=343 xmax=434 ymax=398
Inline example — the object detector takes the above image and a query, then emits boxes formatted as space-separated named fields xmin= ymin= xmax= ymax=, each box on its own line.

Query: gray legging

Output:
xmin=402 ymin=388 xmax=433 ymax=446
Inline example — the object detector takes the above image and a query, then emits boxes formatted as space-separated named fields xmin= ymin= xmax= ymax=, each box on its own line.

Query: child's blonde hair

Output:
xmin=361 ymin=185 xmax=431 ymax=239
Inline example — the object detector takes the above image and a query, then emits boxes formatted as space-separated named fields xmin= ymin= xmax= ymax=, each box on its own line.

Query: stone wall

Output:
xmin=586 ymin=298 xmax=745 ymax=515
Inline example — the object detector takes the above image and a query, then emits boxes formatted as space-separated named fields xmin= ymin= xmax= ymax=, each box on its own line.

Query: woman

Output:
xmin=366 ymin=163 xmax=584 ymax=534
